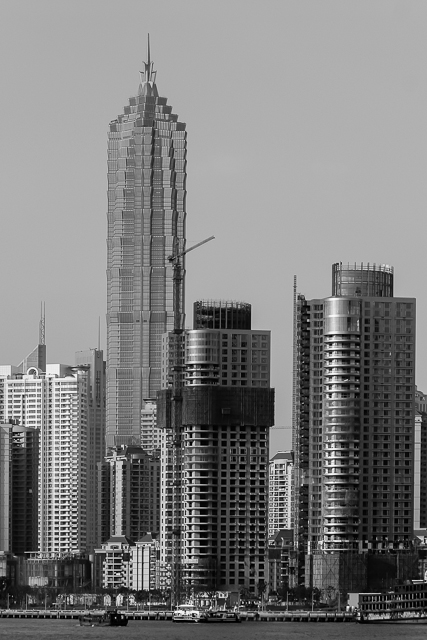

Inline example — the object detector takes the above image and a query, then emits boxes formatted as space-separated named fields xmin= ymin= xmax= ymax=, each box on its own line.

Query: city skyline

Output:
xmin=1 ymin=1 xmax=427 ymax=453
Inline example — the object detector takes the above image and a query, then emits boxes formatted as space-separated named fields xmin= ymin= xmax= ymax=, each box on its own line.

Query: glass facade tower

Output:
xmin=106 ymin=45 xmax=187 ymax=448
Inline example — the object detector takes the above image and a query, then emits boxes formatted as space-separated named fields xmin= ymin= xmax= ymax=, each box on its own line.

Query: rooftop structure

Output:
xmin=193 ymin=300 xmax=251 ymax=330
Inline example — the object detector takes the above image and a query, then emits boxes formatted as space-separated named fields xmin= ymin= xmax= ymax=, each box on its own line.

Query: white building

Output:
xmin=103 ymin=445 xmax=160 ymax=540
xmin=141 ymin=401 xmax=162 ymax=453
xmin=0 ymin=363 xmax=97 ymax=553
xmin=268 ymin=451 xmax=294 ymax=538
xmin=95 ymin=533 xmax=159 ymax=591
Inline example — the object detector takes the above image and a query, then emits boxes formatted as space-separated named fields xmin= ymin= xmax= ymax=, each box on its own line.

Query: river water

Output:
xmin=1 ymin=619 xmax=427 ymax=640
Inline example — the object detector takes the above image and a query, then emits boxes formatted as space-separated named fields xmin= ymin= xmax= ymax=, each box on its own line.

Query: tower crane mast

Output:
xmin=166 ymin=234 xmax=214 ymax=607
xmin=168 ymin=235 xmax=215 ymax=336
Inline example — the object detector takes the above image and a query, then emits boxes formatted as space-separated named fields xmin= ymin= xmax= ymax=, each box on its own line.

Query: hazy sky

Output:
xmin=1 ymin=0 xmax=427 ymax=453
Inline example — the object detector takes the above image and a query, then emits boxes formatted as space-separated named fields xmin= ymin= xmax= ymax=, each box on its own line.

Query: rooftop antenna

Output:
xmin=139 ymin=33 xmax=157 ymax=87
xmin=39 ymin=302 xmax=45 ymax=346
xmin=98 ymin=316 xmax=101 ymax=352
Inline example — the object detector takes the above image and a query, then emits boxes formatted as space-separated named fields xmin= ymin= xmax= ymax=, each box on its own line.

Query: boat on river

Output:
xmin=355 ymin=580 xmax=427 ymax=623
xmin=79 ymin=609 xmax=128 ymax=627
xmin=201 ymin=610 xmax=241 ymax=623
xmin=172 ymin=604 xmax=206 ymax=623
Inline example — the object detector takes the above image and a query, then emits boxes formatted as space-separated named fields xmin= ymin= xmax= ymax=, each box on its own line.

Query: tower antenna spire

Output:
xmin=139 ymin=33 xmax=157 ymax=92
xmin=39 ymin=301 xmax=45 ymax=346
xmin=141 ymin=33 xmax=153 ymax=83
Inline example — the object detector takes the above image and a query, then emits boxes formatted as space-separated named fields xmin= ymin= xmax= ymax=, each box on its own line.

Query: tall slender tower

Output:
xmin=106 ymin=40 xmax=187 ymax=448
xmin=75 ymin=349 xmax=106 ymax=550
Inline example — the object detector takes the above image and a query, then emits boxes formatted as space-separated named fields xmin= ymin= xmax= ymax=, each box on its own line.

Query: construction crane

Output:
xmin=168 ymin=235 xmax=215 ymax=336
xmin=166 ymin=235 xmax=214 ymax=607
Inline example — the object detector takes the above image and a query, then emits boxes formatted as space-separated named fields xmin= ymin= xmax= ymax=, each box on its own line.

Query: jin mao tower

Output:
xmin=107 ymin=41 xmax=187 ymax=448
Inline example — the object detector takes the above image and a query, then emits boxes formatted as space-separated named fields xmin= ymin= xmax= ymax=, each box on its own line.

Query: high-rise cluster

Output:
xmin=0 ymin=348 xmax=106 ymax=560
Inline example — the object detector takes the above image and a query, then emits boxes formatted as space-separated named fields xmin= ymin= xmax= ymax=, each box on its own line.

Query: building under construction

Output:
xmin=157 ymin=301 xmax=274 ymax=600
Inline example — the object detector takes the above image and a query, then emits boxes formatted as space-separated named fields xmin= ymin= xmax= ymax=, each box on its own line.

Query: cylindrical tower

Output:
xmin=332 ymin=263 xmax=394 ymax=298
xmin=322 ymin=298 xmax=361 ymax=552
xmin=185 ymin=330 xmax=221 ymax=386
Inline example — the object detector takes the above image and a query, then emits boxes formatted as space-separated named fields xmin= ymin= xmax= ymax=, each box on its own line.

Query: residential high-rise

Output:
xmin=106 ymin=42 xmax=187 ymax=448
xmin=75 ymin=349 xmax=106 ymax=550
xmin=141 ymin=400 xmax=161 ymax=453
xmin=158 ymin=301 xmax=274 ymax=597
xmin=10 ymin=425 xmax=39 ymax=554
xmin=0 ymin=359 xmax=104 ymax=554
xmin=102 ymin=445 xmax=160 ymax=540
xmin=94 ymin=532 xmax=159 ymax=592
xmin=268 ymin=451 xmax=293 ymax=538
xmin=0 ymin=423 xmax=13 ymax=552
xmin=0 ymin=422 xmax=35 ymax=555
xmin=268 ymin=529 xmax=293 ymax=596
xmin=293 ymin=263 xmax=416 ymax=591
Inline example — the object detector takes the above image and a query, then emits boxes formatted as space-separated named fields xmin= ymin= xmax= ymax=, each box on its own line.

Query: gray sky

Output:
xmin=1 ymin=0 xmax=426 ymax=454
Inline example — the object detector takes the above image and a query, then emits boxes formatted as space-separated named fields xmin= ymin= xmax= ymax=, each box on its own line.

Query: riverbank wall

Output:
xmin=0 ymin=609 xmax=354 ymax=622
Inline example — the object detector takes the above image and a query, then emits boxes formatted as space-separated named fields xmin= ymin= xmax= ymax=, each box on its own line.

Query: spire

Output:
xmin=39 ymin=301 xmax=45 ymax=346
xmin=138 ymin=34 xmax=158 ymax=97
xmin=147 ymin=33 xmax=151 ymax=76
xmin=17 ymin=302 xmax=46 ymax=373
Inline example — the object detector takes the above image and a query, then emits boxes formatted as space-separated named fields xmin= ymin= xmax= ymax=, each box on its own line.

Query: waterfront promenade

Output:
xmin=0 ymin=608 xmax=354 ymax=622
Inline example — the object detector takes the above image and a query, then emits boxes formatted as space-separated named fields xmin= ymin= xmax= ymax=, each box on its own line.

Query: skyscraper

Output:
xmin=1 ymin=338 xmax=105 ymax=556
xmin=0 ymin=364 xmax=91 ymax=553
xmin=75 ymin=349 xmax=106 ymax=550
xmin=0 ymin=422 xmax=37 ymax=554
xmin=102 ymin=445 xmax=160 ymax=540
xmin=293 ymin=263 xmax=416 ymax=591
xmin=106 ymin=41 xmax=187 ymax=448
xmin=158 ymin=301 xmax=274 ymax=597
xmin=10 ymin=425 xmax=39 ymax=555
